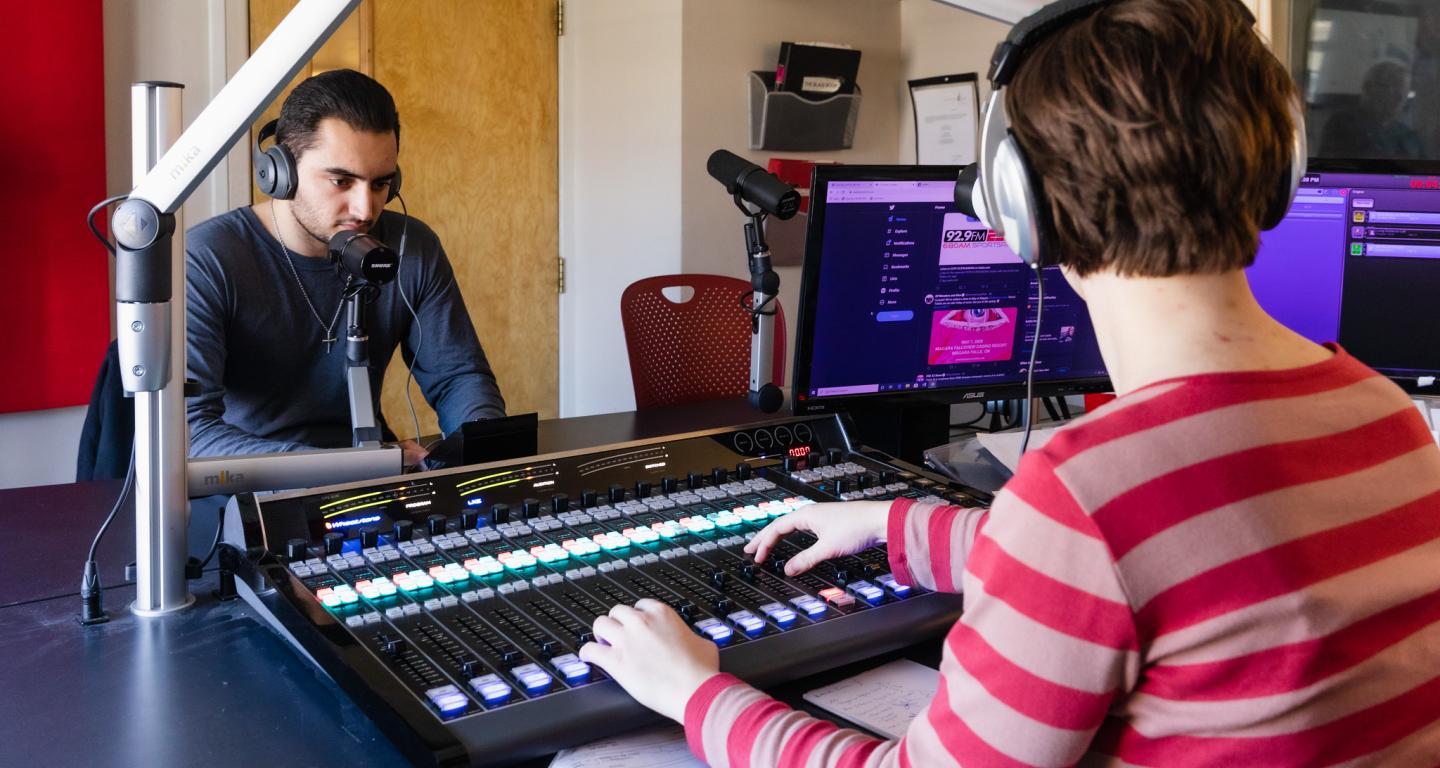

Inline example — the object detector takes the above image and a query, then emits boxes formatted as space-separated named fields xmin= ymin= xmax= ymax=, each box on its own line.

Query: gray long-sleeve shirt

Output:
xmin=185 ymin=207 xmax=505 ymax=457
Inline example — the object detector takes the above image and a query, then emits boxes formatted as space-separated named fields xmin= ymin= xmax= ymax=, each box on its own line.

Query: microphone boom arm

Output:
xmin=111 ymin=0 xmax=388 ymax=618
xmin=733 ymin=194 xmax=784 ymax=414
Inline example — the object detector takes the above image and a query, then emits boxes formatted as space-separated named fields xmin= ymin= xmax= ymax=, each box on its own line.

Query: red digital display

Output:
xmin=787 ymin=445 xmax=811 ymax=458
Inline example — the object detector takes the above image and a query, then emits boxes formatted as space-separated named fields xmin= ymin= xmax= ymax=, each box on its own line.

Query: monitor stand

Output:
xmin=842 ymin=400 xmax=950 ymax=466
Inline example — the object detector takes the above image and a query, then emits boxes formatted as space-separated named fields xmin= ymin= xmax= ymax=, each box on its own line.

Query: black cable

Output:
xmin=1019 ymin=266 xmax=1047 ymax=456
xmin=88 ymin=194 xmax=129 ymax=256
xmin=394 ymin=194 xmax=426 ymax=445
xmin=80 ymin=445 xmax=136 ymax=625
xmin=87 ymin=446 xmax=135 ymax=564
xmin=738 ymin=289 xmax=777 ymax=317
xmin=198 ymin=505 xmax=226 ymax=570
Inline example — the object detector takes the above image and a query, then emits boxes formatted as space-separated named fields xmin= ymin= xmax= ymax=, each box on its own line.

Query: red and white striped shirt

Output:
xmin=684 ymin=347 xmax=1440 ymax=766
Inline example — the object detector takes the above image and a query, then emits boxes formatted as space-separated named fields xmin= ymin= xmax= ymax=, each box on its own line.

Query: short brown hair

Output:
xmin=1007 ymin=0 xmax=1297 ymax=277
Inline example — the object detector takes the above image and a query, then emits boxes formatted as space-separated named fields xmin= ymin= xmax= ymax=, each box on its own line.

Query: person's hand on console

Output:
xmin=397 ymin=439 xmax=429 ymax=470
xmin=744 ymin=500 xmax=890 ymax=577
xmin=579 ymin=599 xmax=720 ymax=723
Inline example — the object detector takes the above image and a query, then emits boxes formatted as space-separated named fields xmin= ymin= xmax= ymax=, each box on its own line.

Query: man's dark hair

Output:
xmin=1007 ymin=0 xmax=1297 ymax=277
xmin=276 ymin=68 xmax=400 ymax=159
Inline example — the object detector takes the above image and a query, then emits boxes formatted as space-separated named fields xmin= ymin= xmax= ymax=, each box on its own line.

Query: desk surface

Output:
xmin=0 ymin=400 xmax=921 ymax=768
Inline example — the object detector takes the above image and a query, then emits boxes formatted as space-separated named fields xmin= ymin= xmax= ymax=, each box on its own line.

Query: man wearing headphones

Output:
xmin=578 ymin=1 xmax=1440 ymax=764
xmin=186 ymin=69 xmax=505 ymax=466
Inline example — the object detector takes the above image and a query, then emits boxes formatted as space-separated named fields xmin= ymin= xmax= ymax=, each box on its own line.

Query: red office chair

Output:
xmin=620 ymin=274 xmax=786 ymax=409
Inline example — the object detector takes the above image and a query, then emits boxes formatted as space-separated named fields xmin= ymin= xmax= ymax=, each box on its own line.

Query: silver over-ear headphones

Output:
xmin=954 ymin=0 xmax=1307 ymax=268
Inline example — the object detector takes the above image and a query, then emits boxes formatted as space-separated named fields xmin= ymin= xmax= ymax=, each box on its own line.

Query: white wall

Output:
xmin=556 ymin=0 xmax=1012 ymax=417
xmin=680 ymin=0 xmax=904 ymax=386
xmin=928 ymin=0 xmax=1045 ymax=24
xmin=0 ymin=0 xmax=246 ymax=490
xmin=558 ymin=0 xmax=686 ymax=417
xmin=0 ymin=407 xmax=89 ymax=489
xmin=103 ymin=0 xmax=250 ymax=229
xmin=898 ymin=0 xmax=1011 ymax=162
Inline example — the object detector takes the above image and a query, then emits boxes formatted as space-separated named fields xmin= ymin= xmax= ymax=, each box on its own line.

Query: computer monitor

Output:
xmin=792 ymin=165 xmax=1111 ymax=414
xmin=793 ymin=161 xmax=1440 ymax=420
xmin=1252 ymin=160 xmax=1440 ymax=388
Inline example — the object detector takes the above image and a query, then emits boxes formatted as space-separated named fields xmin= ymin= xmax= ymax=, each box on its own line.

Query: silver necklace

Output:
xmin=271 ymin=202 xmax=351 ymax=354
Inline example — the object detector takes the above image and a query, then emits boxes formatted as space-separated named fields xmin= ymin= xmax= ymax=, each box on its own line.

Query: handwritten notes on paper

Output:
xmin=801 ymin=658 xmax=940 ymax=739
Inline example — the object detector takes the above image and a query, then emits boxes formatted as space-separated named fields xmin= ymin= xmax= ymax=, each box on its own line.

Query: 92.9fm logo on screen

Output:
xmin=939 ymin=213 xmax=1022 ymax=266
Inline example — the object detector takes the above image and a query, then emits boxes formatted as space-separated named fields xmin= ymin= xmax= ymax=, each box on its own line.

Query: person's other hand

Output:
xmin=743 ymin=500 xmax=889 ymax=577
xmin=397 ymin=439 xmax=429 ymax=469
xmin=579 ymin=599 xmax=720 ymax=723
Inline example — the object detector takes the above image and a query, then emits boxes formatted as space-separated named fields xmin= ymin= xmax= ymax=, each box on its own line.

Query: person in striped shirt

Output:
xmin=577 ymin=0 xmax=1440 ymax=764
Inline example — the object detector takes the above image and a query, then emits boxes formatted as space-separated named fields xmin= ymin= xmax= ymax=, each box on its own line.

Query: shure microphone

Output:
xmin=328 ymin=230 xmax=399 ymax=284
xmin=707 ymin=150 xmax=802 ymax=220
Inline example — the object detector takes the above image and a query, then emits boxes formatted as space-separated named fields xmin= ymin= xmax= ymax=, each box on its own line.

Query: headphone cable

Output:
xmin=393 ymin=194 xmax=425 ymax=449
xmin=1019 ymin=265 xmax=1046 ymax=457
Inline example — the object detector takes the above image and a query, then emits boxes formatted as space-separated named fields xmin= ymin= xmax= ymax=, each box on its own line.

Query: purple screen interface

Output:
xmin=803 ymin=180 xmax=1106 ymax=399
xmin=803 ymin=171 xmax=1440 ymax=400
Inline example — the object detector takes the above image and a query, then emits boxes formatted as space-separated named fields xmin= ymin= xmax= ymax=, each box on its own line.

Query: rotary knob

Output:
xmin=521 ymin=498 xmax=541 ymax=519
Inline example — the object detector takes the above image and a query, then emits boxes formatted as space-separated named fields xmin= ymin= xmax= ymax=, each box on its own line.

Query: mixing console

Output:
xmin=225 ymin=414 xmax=984 ymax=766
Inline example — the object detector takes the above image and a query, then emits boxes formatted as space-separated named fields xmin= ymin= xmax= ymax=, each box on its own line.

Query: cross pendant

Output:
xmin=323 ymin=336 xmax=336 ymax=354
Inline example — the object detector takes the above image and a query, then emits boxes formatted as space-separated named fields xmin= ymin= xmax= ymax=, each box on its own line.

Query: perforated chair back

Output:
xmin=620 ymin=274 xmax=786 ymax=409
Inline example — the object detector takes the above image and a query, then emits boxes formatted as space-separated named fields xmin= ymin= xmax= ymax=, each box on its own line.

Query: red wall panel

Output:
xmin=1 ymin=2 xmax=110 ymax=413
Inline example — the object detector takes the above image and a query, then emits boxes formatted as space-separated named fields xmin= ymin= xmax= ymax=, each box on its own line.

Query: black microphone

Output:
xmin=707 ymin=150 xmax=801 ymax=220
xmin=328 ymin=230 xmax=399 ymax=284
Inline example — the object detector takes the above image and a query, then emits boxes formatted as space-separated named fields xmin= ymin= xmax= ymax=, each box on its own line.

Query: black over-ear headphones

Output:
xmin=954 ymin=0 xmax=1307 ymax=268
xmin=253 ymin=118 xmax=403 ymax=202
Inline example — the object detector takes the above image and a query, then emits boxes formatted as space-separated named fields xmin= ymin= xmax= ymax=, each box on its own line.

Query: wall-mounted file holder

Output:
xmin=748 ymin=71 xmax=860 ymax=152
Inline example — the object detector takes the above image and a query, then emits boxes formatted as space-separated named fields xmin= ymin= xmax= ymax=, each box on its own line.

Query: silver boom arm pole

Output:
xmin=114 ymin=0 xmax=368 ymax=616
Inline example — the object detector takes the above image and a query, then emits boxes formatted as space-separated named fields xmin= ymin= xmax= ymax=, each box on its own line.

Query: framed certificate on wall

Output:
xmin=909 ymin=73 xmax=981 ymax=166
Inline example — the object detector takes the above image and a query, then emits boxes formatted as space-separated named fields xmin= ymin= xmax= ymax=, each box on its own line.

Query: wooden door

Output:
xmin=250 ymin=0 xmax=560 ymax=440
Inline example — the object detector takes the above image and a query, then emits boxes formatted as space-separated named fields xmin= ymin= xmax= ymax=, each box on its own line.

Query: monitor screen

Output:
xmin=792 ymin=165 xmax=1110 ymax=412
xmin=1253 ymin=162 xmax=1440 ymax=384
xmin=793 ymin=162 xmax=1440 ymax=415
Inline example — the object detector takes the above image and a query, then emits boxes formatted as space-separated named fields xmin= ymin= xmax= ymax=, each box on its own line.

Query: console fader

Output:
xmin=225 ymin=414 xmax=984 ymax=766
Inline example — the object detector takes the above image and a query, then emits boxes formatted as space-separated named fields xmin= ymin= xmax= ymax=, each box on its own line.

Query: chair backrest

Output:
xmin=620 ymin=274 xmax=787 ymax=409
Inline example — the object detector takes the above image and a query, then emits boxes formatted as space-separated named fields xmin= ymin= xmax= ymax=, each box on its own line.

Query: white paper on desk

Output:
xmin=974 ymin=424 xmax=1062 ymax=473
xmin=801 ymin=658 xmax=940 ymax=739
xmin=549 ymin=724 xmax=705 ymax=768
